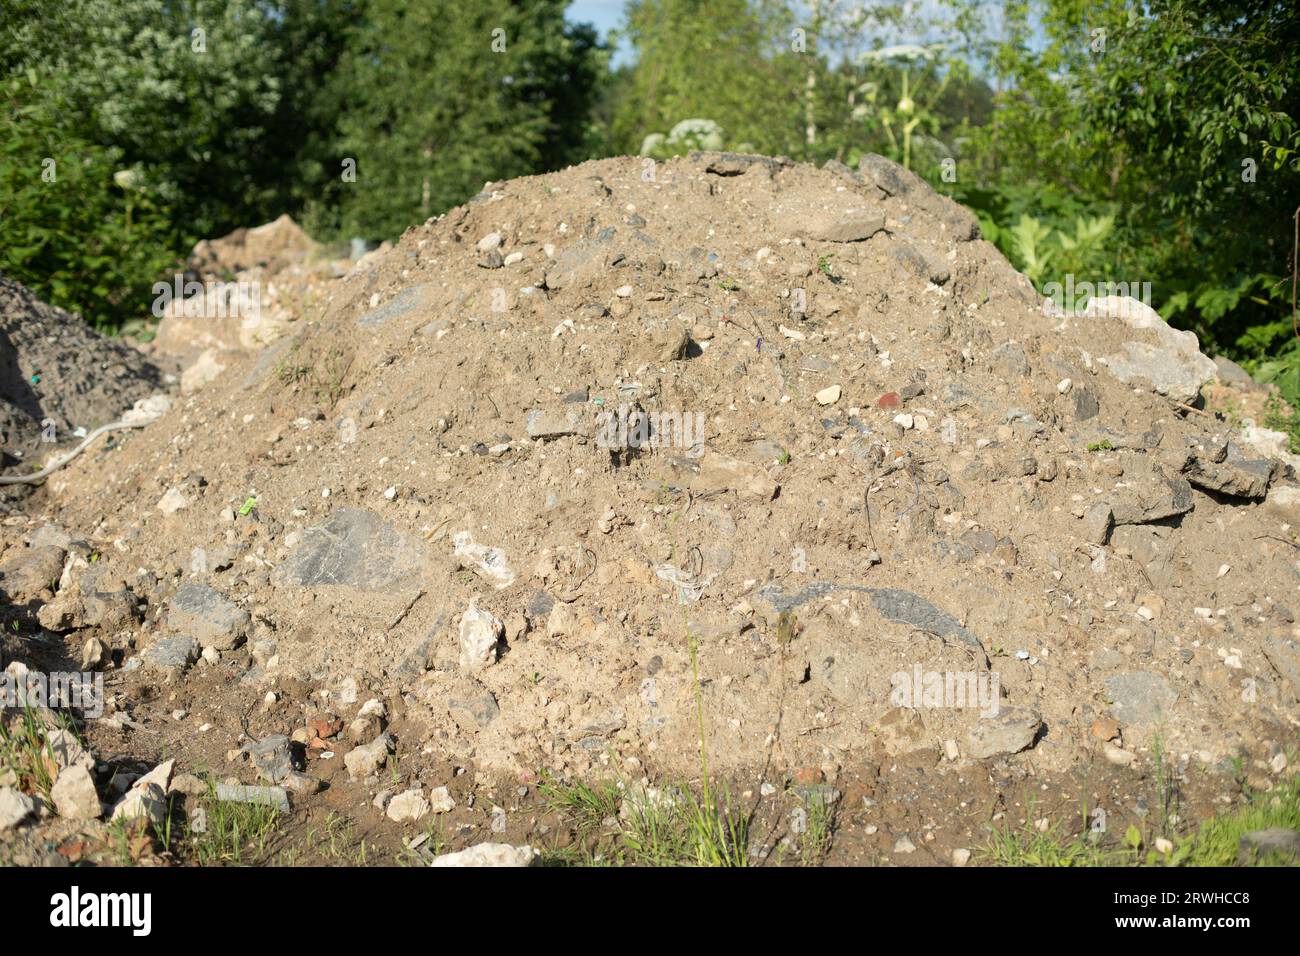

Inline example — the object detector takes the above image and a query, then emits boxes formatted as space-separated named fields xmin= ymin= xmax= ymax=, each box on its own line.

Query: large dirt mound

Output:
xmin=1 ymin=275 xmax=163 ymax=473
xmin=13 ymin=152 xmax=1300 ymax=794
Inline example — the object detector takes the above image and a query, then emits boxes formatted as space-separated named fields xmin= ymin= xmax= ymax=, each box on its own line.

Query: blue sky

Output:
xmin=568 ymin=0 xmax=626 ymax=35
xmin=568 ymin=0 xmax=631 ymax=61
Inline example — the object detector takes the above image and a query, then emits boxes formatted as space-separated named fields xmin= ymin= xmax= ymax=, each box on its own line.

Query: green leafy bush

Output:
xmin=0 ymin=73 xmax=177 ymax=330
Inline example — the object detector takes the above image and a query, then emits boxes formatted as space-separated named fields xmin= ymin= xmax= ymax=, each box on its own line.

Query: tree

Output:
xmin=327 ymin=0 xmax=607 ymax=240
xmin=610 ymin=0 xmax=805 ymax=157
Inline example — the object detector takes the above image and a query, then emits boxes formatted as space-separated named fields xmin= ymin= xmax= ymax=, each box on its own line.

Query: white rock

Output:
xmin=815 ymin=385 xmax=842 ymax=406
xmin=0 ymin=786 xmax=37 ymax=831
xmin=51 ymin=765 xmax=102 ymax=820
xmin=452 ymin=531 xmax=515 ymax=588
xmin=458 ymin=600 xmax=504 ymax=673
xmin=429 ymin=785 xmax=456 ymax=813
xmin=1102 ymin=741 xmax=1137 ymax=766
xmin=429 ymin=842 xmax=536 ymax=867
xmin=477 ymin=232 xmax=502 ymax=253
xmin=157 ymin=487 xmax=189 ymax=515
xmin=779 ymin=325 xmax=806 ymax=341
xmin=386 ymin=788 xmax=431 ymax=824
xmin=111 ymin=759 xmax=174 ymax=826
xmin=893 ymin=413 xmax=914 ymax=429
xmin=951 ymin=847 xmax=971 ymax=866
xmin=893 ymin=835 xmax=916 ymax=854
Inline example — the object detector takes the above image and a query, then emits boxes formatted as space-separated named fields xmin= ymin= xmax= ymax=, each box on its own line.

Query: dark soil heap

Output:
xmin=1 ymin=275 xmax=163 ymax=472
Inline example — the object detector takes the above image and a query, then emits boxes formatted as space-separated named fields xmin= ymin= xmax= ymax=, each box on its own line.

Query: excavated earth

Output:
xmin=2 ymin=152 xmax=1299 ymax=865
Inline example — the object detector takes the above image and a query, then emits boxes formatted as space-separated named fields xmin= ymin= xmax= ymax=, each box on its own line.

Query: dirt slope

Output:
xmin=3 ymin=152 xmax=1298 ymax=863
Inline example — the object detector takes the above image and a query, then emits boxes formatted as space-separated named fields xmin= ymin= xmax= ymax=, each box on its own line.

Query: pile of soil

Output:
xmin=3 ymin=152 xmax=1298 ymax=864
xmin=0 ymin=275 xmax=163 ymax=474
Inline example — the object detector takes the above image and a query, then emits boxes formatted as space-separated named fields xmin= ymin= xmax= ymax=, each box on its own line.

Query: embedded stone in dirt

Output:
xmin=167 ymin=582 xmax=249 ymax=650
xmin=141 ymin=634 xmax=199 ymax=675
xmin=1105 ymin=672 xmax=1178 ymax=727
xmin=428 ymin=843 xmax=536 ymax=867
xmin=274 ymin=508 xmax=428 ymax=591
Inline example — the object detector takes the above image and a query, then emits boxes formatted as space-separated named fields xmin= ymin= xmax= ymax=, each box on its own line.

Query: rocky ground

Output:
xmin=1 ymin=152 xmax=1298 ymax=866
xmin=0 ymin=276 xmax=164 ymax=475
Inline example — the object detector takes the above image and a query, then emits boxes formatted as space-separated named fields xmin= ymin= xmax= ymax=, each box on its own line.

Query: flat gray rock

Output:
xmin=1179 ymin=454 xmax=1278 ymax=499
xmin=1108 ymin=474 xmax=1194 ymax=526
xmin=1262 ymin=634 xmax=1300 ymax=700
xmin=245 ymin=734 xmax=294 ymax=784
xmin=758 ymin=582 xmax=984 ymax=655
xmin=168 ymin=582 xmax=248 ymax=649
xmin=142 ymin=634 xmax=198 ymax=674
xmin=801 ymin=208 xmax=886 ymax=243
xmin=357 ymin=284 xmax=437 ymax=328
xmin=965 ymin=707 xmax=1042 ymax=759
xmin=1105 ymin=671 xmax=1177 ymax=726
xmin=213 ymin=783 xmax=290 ymax=814
xmin=274 ymin=508 xmax=428 ymax=591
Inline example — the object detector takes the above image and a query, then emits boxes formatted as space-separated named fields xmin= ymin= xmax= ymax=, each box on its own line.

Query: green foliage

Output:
xmin=954 ymin=0 xmax=1300 ymax=403
xmin=327 ymin=0 xmax=606 ymax=240
xmin=0 ymin=73 xmax=178 ymax=330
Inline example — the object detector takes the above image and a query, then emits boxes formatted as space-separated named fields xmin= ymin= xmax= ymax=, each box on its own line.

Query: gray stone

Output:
xmin=1082 ymin=503 xmax=1114 ymax=544
xmin=525 ymin=408 xmax=592 ymax=440
xmin=867 ymin=588 xmax=984 ymax=653
xmin=1262 ymin=635 xmax=1300 ymax=701
xmin=856 ymin=153 xmax=981 ymax=240
xmin=965 ymin=707 xmax=1042 ymax=759
xmin=142 ymin=634 xmax=199 ymax=674
xmin=988 ymin=342 xmax=1028 ymax=378
xmin=213 ymin=783 xmax=291 ymax=814
xmin=448 ymin=681 xmax=500 ymax=730
xmin=1105 ymin=672 xmax=1178 ymax=726
xmin=245 ymin=734 xmax=294 ymax=784
xmin=1072 ymin=388 xmax=1100 ymax=421
xmin=357 ymin=284 xmax=437 ymax=328
xmin=28 ymin=523 xmax=75 ymax=551
xmin=1214 ymin=355 xmax=1261 ymax=390
xmin=889 ymin=242 xmax=950 ymax=285
xmin=0 ymin=545 xmax=65 ymax=602
xmin=1108 ymin=474 xmax=1194 ymax=526
xmin=801 ymin=208 xmax=886 ymax=243
xmin=1178 ymin=454 xmax=1278 ymax=499
xmin=759 ymin=583 xmax=985 ymax=657
xmin=1090 ymin=296 xmax=1217 ymax=404
xmin=274 ymin=508 xmax=428 ymax=591
xmin=167 ymin=583 xmax=249 ymax=650
xmin=691 ymin=151 xmax=792 ymax=176
xmin=526 ymin=589 xmax=556 ymax=619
